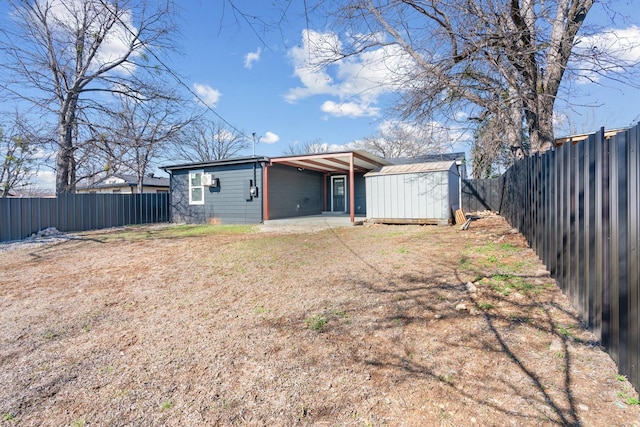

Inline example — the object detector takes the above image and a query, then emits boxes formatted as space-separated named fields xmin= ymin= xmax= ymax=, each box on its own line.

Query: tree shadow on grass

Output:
xmin=323 ymin=224 xmax=587 ymax=425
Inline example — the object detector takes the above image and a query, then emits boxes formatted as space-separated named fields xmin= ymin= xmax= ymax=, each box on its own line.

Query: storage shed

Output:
xmin=364 ymin=160 xmax=460 ymax=225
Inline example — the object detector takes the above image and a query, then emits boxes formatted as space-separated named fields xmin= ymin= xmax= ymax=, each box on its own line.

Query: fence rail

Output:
xmin=0 ymin=193 xmax=170 ymax=243
xmin=463 ymin=124 xmax=640 ymax=393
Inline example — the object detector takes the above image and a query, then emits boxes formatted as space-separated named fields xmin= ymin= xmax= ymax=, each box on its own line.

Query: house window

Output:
xmin=189 ymin=170 xmax=205 ymax=205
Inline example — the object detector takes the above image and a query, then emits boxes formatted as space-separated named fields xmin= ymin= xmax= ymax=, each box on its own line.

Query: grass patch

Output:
xmin=458 ymin=255 xmax=471 ymax=268
xmin=332 ymin=310 xmax=349 ymax=319
xmin=617 ymin=392 xmax=640 ymax=405
xmin=460 ymin=242 xmax=523 ymax=271
xmin=305 ymin=314 xmax=328 ymax=332
xmin=555 ymin=324 xmax=576 ymax=338
xmin=484 ymin=274 xmax=547 ymax=296
xmin=254 ymin=304 xmax=271 ymax=315
xmin=94 ymin=224 xmax=255 ymax=242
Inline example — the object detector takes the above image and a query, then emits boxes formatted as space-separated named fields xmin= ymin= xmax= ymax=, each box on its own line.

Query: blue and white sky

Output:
xmin=175 ymin=1 xmax=640 ymax=154
xmin=1 ymin=1 xmax=640 ymax=189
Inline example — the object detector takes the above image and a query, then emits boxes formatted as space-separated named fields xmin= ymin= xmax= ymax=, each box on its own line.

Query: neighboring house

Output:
xmin=161 ymin=151 xmax=466 ymax=225
xmin=0 ymin=189 xmax=20 ymax=197
xmin=76 ymin=173 xmax=170 ymax=194
xmin=554 ymin=128 xmax=625 ymax=147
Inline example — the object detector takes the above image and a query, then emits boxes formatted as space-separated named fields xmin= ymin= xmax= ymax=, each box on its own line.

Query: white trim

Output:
xmin=330 ymin=175 xmax=347 ymax=212
xmin=189 ymin=170 xmax=205 ymax=205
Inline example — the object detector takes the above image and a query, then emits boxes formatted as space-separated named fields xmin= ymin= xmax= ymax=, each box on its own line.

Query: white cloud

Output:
xmin=285 ymin=29 xmax=414 ymax=117
xmin=261 ymin=131 xmax=280 ymax=144
xmin=378 ymin=119 xmax=469 ymax=150
xmin=45 ymin=0 xmax=140 ymax=74
xmin=574 ymin=25 xmax=640 ymax=82
xmin=321 ymin=100 xmax=379 ymax=118
xmin=31 ymin=170 xmax=56 ymax=192
xmin=193 ymin=83 xmax=221 ymax=107
xmin=244 ymin=47 xmax=262 ymax=69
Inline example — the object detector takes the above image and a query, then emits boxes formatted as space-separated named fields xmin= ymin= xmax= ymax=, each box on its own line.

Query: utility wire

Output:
xmin=97 ymin=0 xmax=254 ymax=141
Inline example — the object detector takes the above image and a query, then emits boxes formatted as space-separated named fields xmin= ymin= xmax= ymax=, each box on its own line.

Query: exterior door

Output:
xmin=331 ymin=176 xmax=346 ymax=212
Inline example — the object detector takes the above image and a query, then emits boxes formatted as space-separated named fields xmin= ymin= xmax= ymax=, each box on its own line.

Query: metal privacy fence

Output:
xmin=0 ymin=193 xmax=170 ymax=243
xmin=463 ymin=124 xmax=640 ymax=392
xmin=461 ymin=178 xmax=505 ymax=213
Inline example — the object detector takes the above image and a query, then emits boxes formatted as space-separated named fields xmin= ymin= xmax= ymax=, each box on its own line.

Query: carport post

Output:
xmin=263 ymin=164 xmax=270 ymax=220
xmin=349 ymin=152 xmax=355 ymax=223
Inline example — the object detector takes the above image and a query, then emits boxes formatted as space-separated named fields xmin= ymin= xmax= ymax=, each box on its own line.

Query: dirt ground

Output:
xmin=1 ymin=215 xmax=638 ymax=426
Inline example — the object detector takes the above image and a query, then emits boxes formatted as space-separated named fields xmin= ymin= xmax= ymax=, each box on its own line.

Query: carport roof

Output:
xmin=269 ymin=150 xmax=390 ymax=173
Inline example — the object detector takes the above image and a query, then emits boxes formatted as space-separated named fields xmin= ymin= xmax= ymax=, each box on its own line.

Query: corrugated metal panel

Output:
xmin=365 ymin=167 xmax=453 ymax=223
xmin=498 ymin=123 xmax=640 ymax=393
xmin=0 ymin=194 xmax=169 ymax=243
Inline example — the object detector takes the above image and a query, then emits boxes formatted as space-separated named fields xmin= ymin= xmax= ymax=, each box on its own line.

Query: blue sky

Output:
xmin=2 ymin=1 xmax=640 ymax=189
xmin=173 ymin=1 xmax=403 ymax=156
xmin=173 ymin=1 xmax=640 ymax=159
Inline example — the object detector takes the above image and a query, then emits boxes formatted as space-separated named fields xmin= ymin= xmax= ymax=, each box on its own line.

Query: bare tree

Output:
xmin=105 ymin=96 xmax=186 ymax=193
xmin=0 ymin=113 xmax=46 ymax=197
xmin=175 ymin=118 xmax=250 ymax=162
xmin=470 ymin=115 xmax=521 ymax=179
xmin=282 ymin=139 xmax=334 ymax=156
xmin=305 ymin=0 xmax=614 ymax=156
xmin=352 ymin=121 xmax=449 ymax=159
xmin=1 ymin=0 xmax=179 ymax=194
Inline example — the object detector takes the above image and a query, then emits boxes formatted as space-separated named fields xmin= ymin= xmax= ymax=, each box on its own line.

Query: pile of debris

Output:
xmin=31 ymin=227 xmax=63 ymax=239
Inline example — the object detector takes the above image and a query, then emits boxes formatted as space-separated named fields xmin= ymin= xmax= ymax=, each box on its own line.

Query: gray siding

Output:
xmin=354 ymin=174 xmax=366 ymax=215
xmin=268 ymin=165 xmax=323 ymax=219
xmin=325 ymin=174 xmax=366 ymax=214
xmin=366 ymin=168 xmax=458 ymax=223
xmin=170 ymin=163 xmax=263 ymax=224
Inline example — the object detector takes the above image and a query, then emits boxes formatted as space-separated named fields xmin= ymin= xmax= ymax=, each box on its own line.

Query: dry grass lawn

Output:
xmin=1 ymin=215 xmax=638 ymax=426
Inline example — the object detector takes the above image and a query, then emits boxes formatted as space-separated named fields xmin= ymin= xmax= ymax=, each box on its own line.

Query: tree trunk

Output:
xmin=56 ymin=117 xmax=74 ymax=194
xmin=56 ymin=95 xmax=79 ymax=194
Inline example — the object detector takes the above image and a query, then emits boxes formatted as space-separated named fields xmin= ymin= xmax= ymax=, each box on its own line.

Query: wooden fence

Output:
xmin=0 ymin=193 xmax=170 ymax=243
xmin=464 ymin=124 xmax=640 ymax=392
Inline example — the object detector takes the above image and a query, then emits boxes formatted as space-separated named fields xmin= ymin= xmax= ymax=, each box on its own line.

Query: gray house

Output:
xmin=161 ymin=151 xmax=390 ymax=225
xmin=162 ymin=151 xmax=465 ymax=226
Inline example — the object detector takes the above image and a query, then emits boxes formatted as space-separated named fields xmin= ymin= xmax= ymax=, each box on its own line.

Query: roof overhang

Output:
xmin=555 ymin=128 xmax=625 ymax=147
xmin=161 ymin=156 xmax=270 ymax=172
xmin=269 ymin=150 xmax=390 ymax=173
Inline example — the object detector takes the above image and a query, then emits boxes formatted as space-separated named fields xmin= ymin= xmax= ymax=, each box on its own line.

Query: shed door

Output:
xmin=331 ymin=175 xmax=346 ymax=212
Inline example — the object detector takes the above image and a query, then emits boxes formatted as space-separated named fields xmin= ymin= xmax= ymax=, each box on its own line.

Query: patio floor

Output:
xmin=259 ymin=214 xmax=364 ymax=232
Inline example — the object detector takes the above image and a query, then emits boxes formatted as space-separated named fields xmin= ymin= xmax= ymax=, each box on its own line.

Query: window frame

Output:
xmin=189 ymin=170 xmax=205 ymax=205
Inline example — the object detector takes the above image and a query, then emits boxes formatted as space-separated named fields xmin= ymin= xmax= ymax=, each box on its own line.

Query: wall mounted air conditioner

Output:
xmin=200 ymin=173 xmax=213 ymax=187
xmin=201 ymin=174 xmax=218 ymax=187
